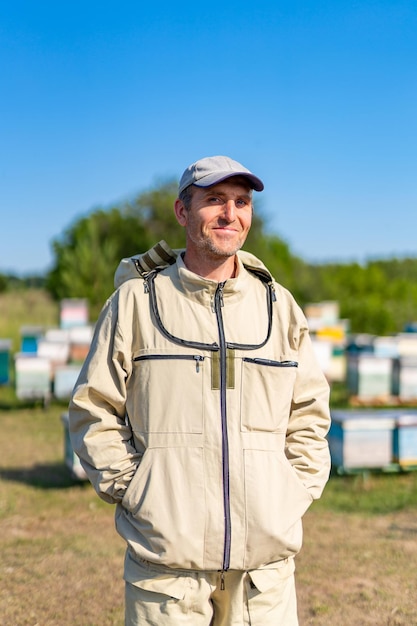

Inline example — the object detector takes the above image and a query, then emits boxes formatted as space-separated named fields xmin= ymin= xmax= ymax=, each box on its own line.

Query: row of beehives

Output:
xmin=5 ymin=336 xmax=417 ymax=404
xmin=9 ymin=324 xmax=93 ymax=403
xmin=0 ymin=298 xmax=91 ymax=401
xmin=347 ymin=351 xmax=417 ymax=402
xmin=309 ymin=334 xmax=417 ymax=399
xmin=328 ymin=409 xmax=417 ymax=473
xmin=304 ymin=300 xmax=417 ymax=399
xmin=348 ymin=331 xmax=417 ymax=391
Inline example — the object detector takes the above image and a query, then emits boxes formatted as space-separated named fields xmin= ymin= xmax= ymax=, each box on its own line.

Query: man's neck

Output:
xmin=182 ymin=252 xmax=237 ymax=282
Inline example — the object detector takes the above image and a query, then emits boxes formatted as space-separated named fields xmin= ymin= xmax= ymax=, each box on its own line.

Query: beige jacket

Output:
xmin=69 ymin=243 xmax=331 ymax=572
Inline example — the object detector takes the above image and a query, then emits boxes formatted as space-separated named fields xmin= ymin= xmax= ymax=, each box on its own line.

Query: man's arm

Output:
xmin=285 ymin=324 xmax=332 ymax=499
xmin=69 ymin=290 xmax=141 ymax=503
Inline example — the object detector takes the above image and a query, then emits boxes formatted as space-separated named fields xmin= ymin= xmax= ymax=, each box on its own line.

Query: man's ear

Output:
xmin=174 ymin=198 xmax=188 ymax=227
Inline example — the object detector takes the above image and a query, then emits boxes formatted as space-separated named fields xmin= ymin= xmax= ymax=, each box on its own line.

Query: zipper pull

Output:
xmin=269 ymin=281 xmax=276 ymax=302
xmin=142 ymin=272 xmax=151 ymax=294
xmin=217 ymin=282 xmax=225 ymax=307
xmin=220 ymin=570 xmax=225 ymax=591
xmin=194 ymin=355 xmax=202 ymax=373
xmin=142 ymin=269 xmax=156 ymax=294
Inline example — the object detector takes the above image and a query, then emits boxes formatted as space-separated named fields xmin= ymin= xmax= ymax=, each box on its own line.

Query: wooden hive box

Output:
xmin=329 ymin=410 xmax=396 ymax=472
xmin=393 ymin=412 xmax=417 ymax=467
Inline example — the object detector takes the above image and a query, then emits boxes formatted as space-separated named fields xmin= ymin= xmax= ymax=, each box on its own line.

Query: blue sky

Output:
xmin=1 ymin=0 xmax=416 ymax=275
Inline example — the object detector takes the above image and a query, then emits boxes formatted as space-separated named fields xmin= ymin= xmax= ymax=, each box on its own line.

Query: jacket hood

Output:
xmin=114 ymin=240 xmax=273 ymax=289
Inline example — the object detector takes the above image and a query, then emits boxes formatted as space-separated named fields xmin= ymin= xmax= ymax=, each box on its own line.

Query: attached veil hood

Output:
xmin=114 ymin=240 xmax=274 ymax=289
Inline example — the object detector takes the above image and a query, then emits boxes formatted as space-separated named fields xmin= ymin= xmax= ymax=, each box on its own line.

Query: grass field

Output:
xmin=0 ymin=404 xmax=125 ymax=626
xmin=1 ymin=402 xmax=417 ymax=626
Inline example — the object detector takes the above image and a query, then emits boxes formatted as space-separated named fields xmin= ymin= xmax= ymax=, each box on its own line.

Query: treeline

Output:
xmin=3 ymin=180 xmax=417 ymax=335
xmin=0 ymin=273 xmax=45 ymax=292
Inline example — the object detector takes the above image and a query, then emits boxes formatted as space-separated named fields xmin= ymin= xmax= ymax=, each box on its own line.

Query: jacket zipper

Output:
xmin=213 ymin=282 xmax=231 ymax=578
xmin=243 ymin=357 xmax=298 ymax=368
xmin=133 ymin=354 xmax=204 ymax=373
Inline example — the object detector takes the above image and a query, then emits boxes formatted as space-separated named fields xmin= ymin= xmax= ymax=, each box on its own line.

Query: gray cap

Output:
xmin=178 ymin=155 xmax=264 ymax=195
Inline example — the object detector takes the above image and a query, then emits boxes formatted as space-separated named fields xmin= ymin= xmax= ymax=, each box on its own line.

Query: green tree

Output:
xmin=0 ymin=274 xmax=7 ymax=293
xmin=123 ymin=179 xmax=185 ymax=248
xmin=46 ymin=181 xmax=184 ymax=319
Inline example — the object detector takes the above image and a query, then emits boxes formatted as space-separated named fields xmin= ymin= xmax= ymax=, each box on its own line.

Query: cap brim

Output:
xmin=193 ymin=171 xmax=264 ymax=192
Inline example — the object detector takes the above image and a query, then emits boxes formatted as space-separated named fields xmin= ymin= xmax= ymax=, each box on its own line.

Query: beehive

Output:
xmin=14 ymin=354 xmax=51 ymax=402
xmin=329 ymin=410 xmax=396 ymax=471
xmin=0 ymin=339 xmax=12 ymax=384
xmin=393 ymin=412 xmax=417 ymax=467
xmin=54 ymin=364 xmax=82 ymax=399
xmin=347 ymin=354 xmax=394 ymax=400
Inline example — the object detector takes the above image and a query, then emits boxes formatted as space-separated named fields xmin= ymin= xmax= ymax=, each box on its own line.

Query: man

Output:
xmin=69 ymin=155 xmax=331 ymax=625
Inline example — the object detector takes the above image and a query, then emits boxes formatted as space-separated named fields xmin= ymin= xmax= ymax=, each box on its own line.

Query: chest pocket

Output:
xmin=130 ymin=353 xmax=205 ymax=434
xmin=240 ymin=357 xmax=298 ymax=433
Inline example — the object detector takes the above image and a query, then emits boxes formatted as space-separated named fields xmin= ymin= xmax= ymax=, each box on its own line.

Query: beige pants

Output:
xmin=125 ymin=557 xmax=298 ymax=626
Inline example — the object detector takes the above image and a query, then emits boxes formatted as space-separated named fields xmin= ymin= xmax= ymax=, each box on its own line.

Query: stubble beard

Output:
xmin=192 ymin=231 xmax=246 ymax=261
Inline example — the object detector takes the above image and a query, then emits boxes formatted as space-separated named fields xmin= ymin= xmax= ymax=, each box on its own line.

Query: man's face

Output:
xmin=175 ymin=178 xmax=253 ymax=262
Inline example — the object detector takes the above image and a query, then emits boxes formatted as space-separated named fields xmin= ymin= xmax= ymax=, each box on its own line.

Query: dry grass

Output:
xmin=1 ymin=404 xmax=417 ymax=625
xmin=0 ymin=406 xmax=125 ymax=626
xmin=298 ymin=508 xmax=417 ymax=625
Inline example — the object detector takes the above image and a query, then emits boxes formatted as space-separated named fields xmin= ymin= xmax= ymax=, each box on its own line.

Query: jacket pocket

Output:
xmin=130 ymin=352 xmax=205 ymax=434
xmin=243 ymin=449 xmax=313 ymax=568
xmin=121 ymin=446 xmax=206 ymax=569
xmin=248 ymin=557 xmax=295 ymax=592
xmin=240 ymin=357 xmax=298 ymax=432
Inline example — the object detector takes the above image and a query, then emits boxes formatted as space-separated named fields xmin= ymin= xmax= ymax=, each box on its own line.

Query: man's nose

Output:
xmin=222 ymin=200 xmax=236 ymax=221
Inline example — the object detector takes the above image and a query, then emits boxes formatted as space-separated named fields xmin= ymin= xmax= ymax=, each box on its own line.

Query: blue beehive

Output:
xmin=329 ymin=410 xmax=397 ymax=472
xmin=20 ymin=326 xmax=44 ymax=354
xmin=393 ymin=412 xmax=417 ymax=468
xmin=0 ymin=339 xmax=12 ymax=384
